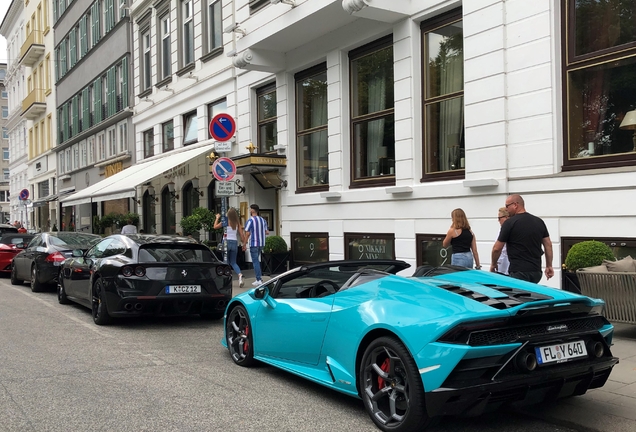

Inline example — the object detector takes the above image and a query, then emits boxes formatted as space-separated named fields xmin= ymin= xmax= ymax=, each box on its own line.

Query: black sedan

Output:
xmin=11 ymin=232 xmax=102 ymax=291
xmin=57 ymin=234 xmax=233 ymax=325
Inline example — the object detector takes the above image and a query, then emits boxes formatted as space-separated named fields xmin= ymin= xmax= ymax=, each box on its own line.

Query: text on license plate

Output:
xmin=165 ymin=285 xmax=202 ymax=294
xmin=535 ymin=340 xmax=587 ymax=365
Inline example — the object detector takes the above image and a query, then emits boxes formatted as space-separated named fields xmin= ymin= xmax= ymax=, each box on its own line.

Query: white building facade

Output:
xmin=65 ymin=0 xmax=636 ymax=288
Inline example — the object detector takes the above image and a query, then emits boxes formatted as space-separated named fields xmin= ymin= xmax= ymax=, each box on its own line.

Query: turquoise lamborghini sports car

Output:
xmin=223 ymin=260 xmax=618 ymax=432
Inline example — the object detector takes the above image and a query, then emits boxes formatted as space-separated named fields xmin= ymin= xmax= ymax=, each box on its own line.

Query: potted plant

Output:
xmin=262 ymin=235 xmax=289 ymax=275
xmin=562 ymin=240 xmax=614 ymax=293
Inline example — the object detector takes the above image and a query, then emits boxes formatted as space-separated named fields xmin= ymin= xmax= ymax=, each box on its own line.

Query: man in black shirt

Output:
xmin=490 ymin=194 xmax=554 ymax=283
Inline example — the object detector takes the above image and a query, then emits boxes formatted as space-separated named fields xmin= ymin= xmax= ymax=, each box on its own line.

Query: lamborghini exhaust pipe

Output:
xmin=516 ymin=351 xmax=538 ymax=372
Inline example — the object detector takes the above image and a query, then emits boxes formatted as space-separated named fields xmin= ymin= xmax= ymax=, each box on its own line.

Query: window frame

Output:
xmin=181 ymin=0 xmax=195 ymax=67
xmin=162 ymin=119 xmax=174 ymax=152
xmin=420 ymin=8 xmax=465 ymax=181
xmin=182 ymin=110 xmax=198 ymax=146
xmin=158 ymin=12 xmax=172 ymax=82
xmin=561 ymin=0 xmax=636 ymax=171
xmin=207 ymin=98 xmax=227 ymax=139
xmin=143 ymin=128 xmax=155 ymax=158
xmin=205 ymin=0 xmax=223 ymax=56
xmin=141 ymin=27 xmax=152 ymax=91
xmin=415 ymin=233 xmax=451 ymax=267
xmin=344 ymin=232 xmax=396 ymax=260
xmin=290 ymin=232 xmax=330 ymax=266
xmin=256 ymin=83 xmax=277 ymax=154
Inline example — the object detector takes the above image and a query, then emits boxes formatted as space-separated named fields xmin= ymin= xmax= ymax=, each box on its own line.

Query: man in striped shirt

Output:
xmin=242 ymin=204 xmax=269 ymax=286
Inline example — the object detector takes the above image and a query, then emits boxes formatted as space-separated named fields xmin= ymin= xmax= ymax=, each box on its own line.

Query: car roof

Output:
xmin=41 ymin=232 xmax=101 ymax=237
xmin=0 ymin=224 xmax=17 ymax=228
xmin=297 ymin=259 xmax=410 ymax=274
xmin=118 ymin=234 xmax=203 ymax=246
xmin=0 ymin=233 xmax=35 ymax=243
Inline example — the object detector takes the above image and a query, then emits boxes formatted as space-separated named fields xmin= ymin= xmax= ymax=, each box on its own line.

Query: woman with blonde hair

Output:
xmin=443 ymin=208 xmax=481 ymax=269
xmin=214 ymin=208 xmax=245 ymax=287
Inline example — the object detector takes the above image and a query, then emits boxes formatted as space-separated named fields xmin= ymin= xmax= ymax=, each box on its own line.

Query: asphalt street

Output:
xmin=0 ymin=277 xmax=581 ymax=432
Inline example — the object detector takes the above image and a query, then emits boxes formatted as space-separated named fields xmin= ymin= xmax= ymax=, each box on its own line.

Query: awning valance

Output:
xmin=61 ymin=144 xmax=216 ymax=207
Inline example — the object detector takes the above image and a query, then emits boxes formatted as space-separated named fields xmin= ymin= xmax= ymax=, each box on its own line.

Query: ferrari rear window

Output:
xmin=0 ymin=236 xmax=33 ymax=245
xmin=138 ymin=245 xmax=216 ymax=263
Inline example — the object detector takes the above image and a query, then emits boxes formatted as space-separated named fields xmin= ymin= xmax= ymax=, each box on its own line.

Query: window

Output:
xmin=118 ymin=121 xmax=128 ymax=153
xmin=257 ymin=85 xmax=277 ymax=152
xmin=249 ymin=0 xmax=269 ymax=14
xmin=2 ymin=169 xmax=8 ymax=181
xmin=2 ymin=148 xmax=8 ymax=160
xmin=65 ymin=148 xmax=72 ymax=172
xmin=422 ymin=10 xmax=464 ymax=179
xmin=80 ymin=140 xmax=87 ymax=167
xmin=143 ymin=128 xmax=154 ymax=158
xmin=107 ymin=126 xmax=117 ymax=158
xmin=161 ymin=185 xmax=176 ymax=234
xmin=182 ymin=181 xmax=199 ymax=217
xmin=159 ymin=14 xmax=171 ymax=80
xmin=1 ymin=91 xmax=7 ymax=99
xmin=59 ymin=153 xmax=65 ymax=174
xmin=97 ymin=131 xmax=106 ymax=161
xmin=162 ymin=120 xmax=174 ymax=151
xmin=182 ymin=111 xmax=198 ymax=145
xmin=563 ymin=0 xmax=636 ymax=169
xmin=291 ymin=233 xmax=329 ymax=265
xmin=2 ymin=127 xmax=7 ymax=139
xmin=182 ymin=0 xmax=194 ymax=66
xmin=73 ymin=144 xmax=80 ymax=170
xmin=1 ymin=106 xmax=7 ymax=118
xmin=206 ymin=0 xmax=222 ymax=53
xmin=0 ymin=191 xmax=6 ymax=202
xmin=141 ymin=30 xmax=151 ymax=91
xmin=88 ymin=136 xmax=95 ymax=164
xmin=350 ymin=36 xmax=395 ymax=184
xmin=38 ymin=180 xmax=50 ymax=198
xmin=296 ymin=64 xmax=328 ymax=191
xmin=344 ymin=233 xmax=395 ymax=260
xmin=416 ymin=234 xmax=451 ymax=267
xmin=207 ymin=98 xmax=227 ymax=139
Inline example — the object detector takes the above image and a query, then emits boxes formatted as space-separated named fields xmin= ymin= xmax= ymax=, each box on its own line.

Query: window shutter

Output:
xmin=59 ymin=40 xmax=66 ymax=76
xmin=107 ymin=67 xmax=115 ymax=117
xmin=94 ymin=3 xmax=101 ymax=43
xmin=72 ymin=95 xmax=79 ymax=136
xmin=69 ymin=29 xmax=77 ymax=68
xmin=62 ymin=103 xmax=69 ymax=143
xmin=79 ymin=16 xmax=87 ymax=58
xmin=90 ymin=4 xmax=96 ymax=45
xmin=52 ymin=0 xmax=57 ymax=22
xmin=121 ymin=56 xmax=128 ymax=108
xmin=119 ymin=0 xmax=126 ymax=19
xmin=82 ymin=87 xmax=90 ymax=130
xmin=109 ymin=0 xmax=115 ymax=31
xmin=94 ymin=78 xmax=102 ymax=123
xmin=54 ymin=48 xmax=59 ymax=82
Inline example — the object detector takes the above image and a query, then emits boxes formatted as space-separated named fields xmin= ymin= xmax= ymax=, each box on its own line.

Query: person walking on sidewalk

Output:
xmin=442 ymin=208 xmax=481 ymax=269
xmin=490 ymin=194 xmax=554 ymax=283
xmin=214 ymin=208 xmax=245 ymax=287
xmin=242 ymin=204 xmax=269 ymax=286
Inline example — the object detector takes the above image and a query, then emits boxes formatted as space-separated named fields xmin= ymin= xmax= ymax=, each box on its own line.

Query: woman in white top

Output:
xmin=496 ymin=207 xmax=510 ymax=275
xmin=214 ymin=208 xmax=245 ymax=287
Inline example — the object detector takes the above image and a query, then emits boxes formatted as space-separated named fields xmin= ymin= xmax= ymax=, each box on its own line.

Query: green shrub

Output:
xmin=264 ymin=235 xmax=288 ymax=254
xmin=565 ymin=241 xmax=614 ymax=271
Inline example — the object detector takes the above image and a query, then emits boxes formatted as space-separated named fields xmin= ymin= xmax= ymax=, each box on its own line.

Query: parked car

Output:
xmin=223 ymin=261 xmax=618 ymax=432
xmin=0 ymin=234 xmax=35 ymax=273
xmin=11 ymin=232 xmax=102 ymax=291
xmin=57 ymin=234 xmax=233 ymax=325
xmin=0 ymin=224 xmax=19 ymax=236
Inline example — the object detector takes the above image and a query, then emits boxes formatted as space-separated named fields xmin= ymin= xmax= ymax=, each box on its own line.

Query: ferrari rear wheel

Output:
xmin=226 ymin=305 xmax=255 ymax=367
xmin=92 ymin=279 xmax=111 ymax=326
xmin=360 ymin=336 xmax=431 ymax=432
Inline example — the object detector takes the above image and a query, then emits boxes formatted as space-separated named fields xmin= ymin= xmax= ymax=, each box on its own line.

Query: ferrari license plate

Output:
xmin=535 ymin=340 xmax=587 ymax=365
xmin=165 ymin=285 xmax=201 ymax=294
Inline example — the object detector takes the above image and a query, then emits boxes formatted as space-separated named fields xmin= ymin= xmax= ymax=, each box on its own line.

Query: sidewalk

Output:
xmin=230 ymin=272 xmax=636 ymax=431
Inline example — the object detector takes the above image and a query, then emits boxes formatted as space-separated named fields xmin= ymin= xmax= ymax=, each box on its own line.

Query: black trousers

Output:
xmin=509 ymin=271 xmax=542 ymax=284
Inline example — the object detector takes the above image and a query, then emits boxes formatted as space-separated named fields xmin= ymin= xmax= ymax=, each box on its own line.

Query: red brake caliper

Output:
xmin=377 ymin=358 xmax=391 ymax=388
xmin=243 ymin=325 xmax=250 ymax=353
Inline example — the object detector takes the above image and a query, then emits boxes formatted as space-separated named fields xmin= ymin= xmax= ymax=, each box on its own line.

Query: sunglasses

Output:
xmin=505 ymin=202 xmax=517 ymax=208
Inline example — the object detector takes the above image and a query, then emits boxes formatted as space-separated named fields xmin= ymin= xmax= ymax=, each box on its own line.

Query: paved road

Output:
xmin=0 ymin=278 xmax=580 ymax=432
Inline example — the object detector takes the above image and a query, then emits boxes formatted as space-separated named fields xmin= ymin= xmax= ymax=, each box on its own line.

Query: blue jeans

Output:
xmin=225 ymin=240 xmax=241 ymax=276
xmin=451 ymin=251 xmax=473 ymax=268
xmin=250 ymin=246 xmax=264 ymax=281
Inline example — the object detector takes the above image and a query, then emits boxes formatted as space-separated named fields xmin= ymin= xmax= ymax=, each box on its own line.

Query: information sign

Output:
xmin=215 ymin=181 xmax=235 ymax=197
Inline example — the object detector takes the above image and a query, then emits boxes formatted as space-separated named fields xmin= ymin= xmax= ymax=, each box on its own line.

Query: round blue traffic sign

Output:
xmin=212 ymin=157 xmax=236 ymax=182
xmin=209 ymin=113 xmax=236 ymax=142
xmin=19 ymin=189 xmax=30 ymax=201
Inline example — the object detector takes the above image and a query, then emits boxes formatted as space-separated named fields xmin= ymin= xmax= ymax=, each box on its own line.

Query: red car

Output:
xmin=0 ymin=234 xmax=35 ymax=273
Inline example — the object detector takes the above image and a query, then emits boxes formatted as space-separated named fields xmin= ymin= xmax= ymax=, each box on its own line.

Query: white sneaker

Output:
xmin=252 ymin=280 xmax=262 ymax=286
xmin=238 ymin=274 xmax=244 ymax=288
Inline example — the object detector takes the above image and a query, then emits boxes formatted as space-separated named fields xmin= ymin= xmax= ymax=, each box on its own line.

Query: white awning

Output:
xmin=61 ymin=144 xmax=215 ymax=207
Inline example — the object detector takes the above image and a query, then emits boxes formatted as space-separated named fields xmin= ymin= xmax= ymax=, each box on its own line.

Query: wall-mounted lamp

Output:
xmin=166 ymin=181 xmax=179 ymax=200
xmin=223 ymin=22 xmax=246 ymax=36
xmin=190 ymin=177 xmax=204 ymax=197
xmin=147 ymin=185 xmax=159 ymax=202
xmin=270 ymin=0 xmax=296 ymax=7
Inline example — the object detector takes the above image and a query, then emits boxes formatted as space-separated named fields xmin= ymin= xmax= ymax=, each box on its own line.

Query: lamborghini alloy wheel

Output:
xmin=226 ymin=305 xmax=255 ymax=367
xmin=360 ymin=336 xmax=431 ymax=432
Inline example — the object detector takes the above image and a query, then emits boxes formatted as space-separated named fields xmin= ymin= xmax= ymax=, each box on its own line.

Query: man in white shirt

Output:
xmin=121 ymin=219 xmax=138 ymax=234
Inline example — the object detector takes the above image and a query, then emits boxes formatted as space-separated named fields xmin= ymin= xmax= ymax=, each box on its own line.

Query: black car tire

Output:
xmin=30 ymin=264 xmax=44 ymax=293
xmin=92 ymin=279 xmax=111 ymax=326
xmin=359 ymin=336 xmax=431 ymax=432
xmin=58 ymin=272 xmax=70 ymax=305
xmin=10 ymin=264 xmax=22 ymax=285
xmin=226 ymin=305 xmax=255 ymax=367
xmin=200 ymin=311 xmax=225 ymax=320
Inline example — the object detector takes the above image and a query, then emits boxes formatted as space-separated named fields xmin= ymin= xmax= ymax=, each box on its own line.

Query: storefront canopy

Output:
xmin=61 ymin=144 xmax=215 ymax=207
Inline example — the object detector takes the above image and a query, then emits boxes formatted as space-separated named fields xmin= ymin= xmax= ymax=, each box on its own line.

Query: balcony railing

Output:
xmin=20 ymin=30 xmax=45 ymax=67
xmin=22 ymin=88 xmax=46 ymax=119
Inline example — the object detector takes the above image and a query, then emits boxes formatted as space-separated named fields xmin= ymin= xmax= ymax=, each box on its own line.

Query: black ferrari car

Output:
xmin=57 ymin=234 xmax=233 ymax=325
xmin=11 ymin=232 xmax=102 ymax=291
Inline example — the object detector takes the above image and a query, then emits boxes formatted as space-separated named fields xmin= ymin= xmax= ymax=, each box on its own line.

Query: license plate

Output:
xmin=535 ymin=340 xmax=587 ymax=365
xmin=165 ymin=285 xmax=202 ymax=294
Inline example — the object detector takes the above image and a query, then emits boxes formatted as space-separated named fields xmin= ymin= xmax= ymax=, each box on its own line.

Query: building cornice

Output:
xmin=0 ymin=0 xmax=23 ymax=36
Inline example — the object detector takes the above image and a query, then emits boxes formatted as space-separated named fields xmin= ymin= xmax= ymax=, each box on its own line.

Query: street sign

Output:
xmin=215 ymin=181 xmax=235 ymax=196
xmin=19 ymin=189 xmax=30 ymax=201
xmin=211 ymin=157 xmax=236 ymax=182
xmin=209 ymin=113 xmax=236 ymax=142
xmin=214 ymin=141 xmax=232 ymax=152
